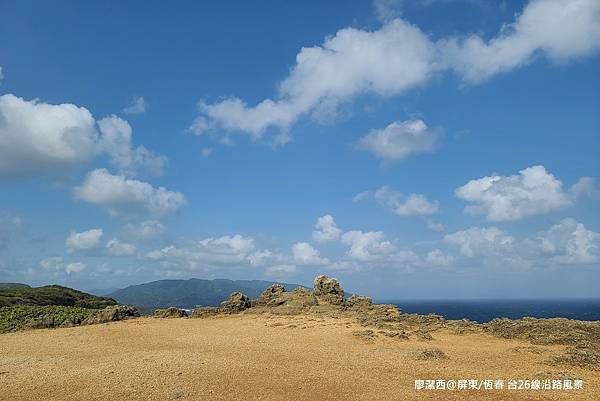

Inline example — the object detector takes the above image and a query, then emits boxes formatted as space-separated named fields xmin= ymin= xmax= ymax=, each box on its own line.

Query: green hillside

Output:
xmin=109 ymin=278 xmax=304 ymax=309
xmin=0 ymin=284 xmax=117 ymax=309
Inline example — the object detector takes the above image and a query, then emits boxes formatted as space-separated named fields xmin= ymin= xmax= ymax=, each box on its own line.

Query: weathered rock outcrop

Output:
xmin=254 ymin=284 xmax=287 ymax=307
xmin=82 ymin=305 xmax=139 ymax=325
xmin=154 ymin=307 xmax=188 ymax=318
xmin=191 ymin=306 xmax=219 ymax=318
xmin=346 ymin=295 xmax=373 ymax=310
xmin=312 ymin=275 xmax=344 ymax=305
xmin=220 ymin=292 xmax=251 ymax=313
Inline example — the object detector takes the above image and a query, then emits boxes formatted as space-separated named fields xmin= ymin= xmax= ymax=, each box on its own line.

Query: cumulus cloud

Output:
xmin=190 ymin=19 xmax=436 ymax=141
xmin=536 ymin=218 xmax=600 ymax=264
xmin=455 ymin=165 xmax=590 ymax=221
xmin=444 ymin=227 xmax=515 ymax=257
xmin=0 ymin=95 xmax=165 ymax=177
xmin=357 ymin=119 xmax=439 ymax=161
xmin=73 ymin=169 xmax=185 ymax=216
xmin=442 ymin=218 xmax=600 ymax=268
xmin=190 ymin=0 xmax=600 ymax=143
xmin=98 ymin=116 xmax=167 ymax=176
xmin=374 ymin=0 xmax=403 ymax=22
xmin=312 ymin=215 xmax=343 ymax=243
xmin=122 ymin=96 xmax=146 ymax=115
xmin=40 ymin=257 xmax=86 ymax=275
xmin=142 ymin=234 xmax=294 ymax=277
xmin=341 ymin=230 xmax=395 ymax=262
xmin=292 ymin=242 xmax=329 ymax=265
xmin=352 ymin=185 xmax=443 ymax=217
xmin=125 ymin=220 xmax=167 ymax=240
xmin=374 ymin=186 xmax=439 ymax=216
xmin=427 ymin=220 xmax=446 ymax=232
xmin=425 ymin=249 xmax=454 ymax=267
xmin=105 ymin=238 xmax=137 ymax=256
xmin=439 ymin=0 xmax=600 ymax=83
xmin=66 ymin=229 xmax=103 ymax=252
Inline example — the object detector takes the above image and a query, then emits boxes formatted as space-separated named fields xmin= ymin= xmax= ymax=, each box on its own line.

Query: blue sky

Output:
xmin=0 ymin=0 xmax=599 ymax=298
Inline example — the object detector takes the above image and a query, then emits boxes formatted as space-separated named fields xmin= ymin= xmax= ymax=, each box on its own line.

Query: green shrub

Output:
xmin=0 ymin=305 xmax=97 ymax=333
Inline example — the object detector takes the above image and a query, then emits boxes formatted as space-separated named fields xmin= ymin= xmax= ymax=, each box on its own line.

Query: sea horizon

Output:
xmin=379 ymin=298 xmax=600 ymax=323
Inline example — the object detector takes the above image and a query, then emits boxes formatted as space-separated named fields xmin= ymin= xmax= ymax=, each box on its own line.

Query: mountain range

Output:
xmin=106 ymin=278 xmax=304 ymax=309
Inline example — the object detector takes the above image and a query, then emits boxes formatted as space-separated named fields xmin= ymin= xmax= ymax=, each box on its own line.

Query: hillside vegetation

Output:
xmin=109 ymin=278 xmax=304 ymax=308
xmin=0 ymin=284 xmax=117 ymax=308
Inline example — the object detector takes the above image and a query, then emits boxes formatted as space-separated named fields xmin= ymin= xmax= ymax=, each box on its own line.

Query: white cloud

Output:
xmin=439 ymin=0 xmax=600 ymax=83
xmin=312 ymin=215 xmax=343 ymax=243
xmin=40 ymin=257 xmax=86 ymax=275
xmin=374 ymin=0 xmax=402 ymax=22
xmin=125 ymin=220 xmax=167 ymax=240
xmin=536 ymin=218 xmax=599 ymax=264
xmin=375 ymin=186 xmax=439 ymax=216
xmin=0 ymin=95 xmax=166 ymax=177
xmin=65 ymin=262 xmax=86 ymax=274
xmin=0 ymin=66 xmax=4 ymax=83
xmin=122 ymin=96 xmax=146 ymax=115
xmin=0 ymin=94 xmax=98 ymax=177
xmin=265 ymin=264 xmax=297 ymax=277
xmin=444 ymin=227 xmax=514 ymax=257
xmin=425 ymin=249 xmax=454 ymax=266
xmin=292 ymin=242 xmax=329 ymax=265
xmin=190 ymin=0 xmax=600 ymax=143
xmin=98 ymin=116 xmax=167 ymax=176
xmin=146 ymin=235 xmax=256 ymax=267
xmin=341 ymin=230 xmax=395 ymax=262
xmin=105 ymin=238 xmax=137 ymax=256
xmin=66 ymin=229 xmax=103 ymax=252
xmin=357 ymin=119 xmax=439 ymax=161
xmin=352 ymin=191 xmax=371 ymax=202
xmin=74 ymin=168 xmax=185 ymax=216
xmin=570 ymin=176 xmax=599 ymax=199
xmin=455 ymin=165 xmax=583 ymax=221
xmin=190 ymin=19 xmax=436 ymax=141
xmin=427 ymin=220 xmax=446 ymax=232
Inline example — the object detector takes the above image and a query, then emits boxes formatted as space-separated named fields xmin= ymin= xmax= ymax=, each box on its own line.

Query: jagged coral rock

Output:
xmin=346 ymin=295 xmax=373 ymax=309
xmin=154 ymin=307 xmax=188 ymax=318
xmin=82 ymin=305 xmax=139 ymax=325
xmin=191 ymin=306 xmax=219 ymax=318
xmin=220 ymin=292 xmax=251 ymax=313
xmin=313 ymin=275 xmax=344 ymax=305
xmin=254 ymin=284 xmax=287 ymax=307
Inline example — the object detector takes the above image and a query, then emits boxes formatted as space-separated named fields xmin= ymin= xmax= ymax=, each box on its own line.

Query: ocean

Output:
xmin=382 ymin=298 xmax=600 ymax=323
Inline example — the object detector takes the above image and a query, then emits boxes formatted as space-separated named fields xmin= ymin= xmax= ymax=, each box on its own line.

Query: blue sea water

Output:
xmin=381 ymin=299 xmax=600 ymax=323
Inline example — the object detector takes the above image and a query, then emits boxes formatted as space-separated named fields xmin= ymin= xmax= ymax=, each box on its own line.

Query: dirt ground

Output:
xmin=1 ymin=314 xmax=598 ymax=401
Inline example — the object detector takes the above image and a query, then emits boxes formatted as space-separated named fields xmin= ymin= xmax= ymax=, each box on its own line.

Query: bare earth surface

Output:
xmin=1 ymin=314 xmax=599 ymax=401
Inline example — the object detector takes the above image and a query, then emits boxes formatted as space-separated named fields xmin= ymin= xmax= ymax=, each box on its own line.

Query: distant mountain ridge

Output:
xmin=0 ymin=283 xmax=117 ymax=308
xmin=108 ymin=278 xmax=305 ymax=309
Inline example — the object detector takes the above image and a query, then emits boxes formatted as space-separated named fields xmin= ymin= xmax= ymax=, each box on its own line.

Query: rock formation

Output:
xmin=82 ymin=305 xmax=140 ymax=325
xmin=253 ymin=284 xmax=286 ymax=307
xmin=220 ymin=292 xmax=251 ymax=313
xmin=153 ymin=307 xmax=188 ymax=318
xmin=312 ymin=275 xmax=344 ymax=305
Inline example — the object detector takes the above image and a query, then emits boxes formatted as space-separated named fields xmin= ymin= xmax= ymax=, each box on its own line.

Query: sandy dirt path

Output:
xmin=1 ymin=314 xmax=598 ymax=401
